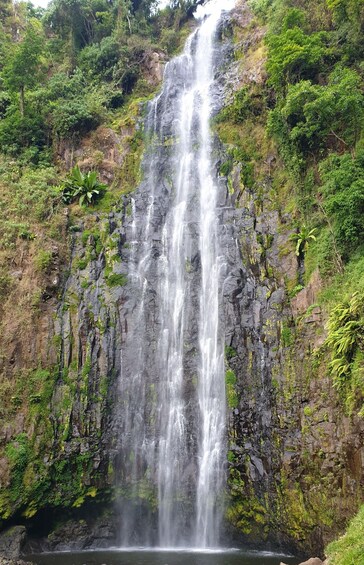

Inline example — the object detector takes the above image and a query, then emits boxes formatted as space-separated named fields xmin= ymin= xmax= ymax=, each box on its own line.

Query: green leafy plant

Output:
xmin=325 ymin=292 xmax=364 ymax=414
xmin=60 ymin=166 xmax=107 ymax=207
xmin=290 ymin=225 xmax=317 ymax=256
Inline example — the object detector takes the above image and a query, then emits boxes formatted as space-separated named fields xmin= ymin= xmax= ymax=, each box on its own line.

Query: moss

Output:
xmin=5 ymin=433 xmax=30 ymax=504
xmin=281 ymin=322 xmax=294 ymax=347
xmin=226 ymin=468 xmax=268 ymax=536
xmin=226 ymin=368 xmax=239 ymax=409
xmin=303 ymin=405 xmax=314 ymax=417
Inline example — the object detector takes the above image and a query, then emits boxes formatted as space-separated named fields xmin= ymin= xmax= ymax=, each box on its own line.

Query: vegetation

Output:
xmin=326 ymin=504 xmax=364 ymax=565
xmin=0 ymin=0 xmax=363 ymax=556
xmin=239 ymin=0 xmax=364 ymax=416
xmin=325 ymin=292 xmax=364 ymax=416
xmin=290 ymin=226 xmax=317 ymax=257
xmin=60 ymin=166 xmax=107 ymax=207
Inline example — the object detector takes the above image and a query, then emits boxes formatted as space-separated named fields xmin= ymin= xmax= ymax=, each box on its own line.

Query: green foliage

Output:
xmin=78 ymin=35 xmax=122 ymax=80
xmin=34 ymin=249 xmax=53 ymax=273
xmin=281 ymin=323 xmax=294 ymax=347
xmin=248 ymin=0 xmax=272 ymax=18
xmin=290 ymin=226 xmax=317 ymax=257
xmin=226 ymin=368 xmax=238 ymax=409
xmin=268 ymin=67 xmax=364 ymax=172
xmin=320 ymin=150 xmax=364 ymax=259
xmin=2 ymin=19 xmax=45 ymax=114
xmin=0 ymin=106 xmax=48 ymax=158
xmin=0 ymin=0 xmax=189 ymax=160
xmin=266 ymin=27 xmax=334 ymax=92
xmin=5 ymin=433 xmax=30 ymax=503
xmin=327 ymin=0 xmax=364 ymax=58
xmin=61 ymin=166 xmax=107 ymax=206
xmin=52 ymin=98 xmax=100 ymax=139
xmin=0 ymin=273 xmax=10 ymax=298
xmin=325 ymin=292 xmax=364 ymax=414
xmin=225 ymin=345 xmax=237 ymax=360
xmin=326 ymin=504 xmax=364 ymax=565
xmin=105 ymin=273 xmax=128 ymax=287
xmin=218 ymin=87 xmax=263 ymax=124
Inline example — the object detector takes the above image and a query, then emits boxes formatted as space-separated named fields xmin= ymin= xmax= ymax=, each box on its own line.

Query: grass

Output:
xmin=319 ymin=250 xmax=364 ymax=307
xmin=326 ymin=505 xmax=364 ymax=565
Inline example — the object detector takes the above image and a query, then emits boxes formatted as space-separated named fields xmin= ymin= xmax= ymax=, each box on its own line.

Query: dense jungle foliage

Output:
xmin=0 ymin=0 xmax=198 ymax=160
xmin=0 ymin=0 xmax=196 ymax=312
xmin=240 ymin=0 xmax=364 ymax=417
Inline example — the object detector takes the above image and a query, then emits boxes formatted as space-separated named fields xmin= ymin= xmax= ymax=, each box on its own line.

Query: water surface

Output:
xmin=26 ymin=549 xmax=301 ymax=565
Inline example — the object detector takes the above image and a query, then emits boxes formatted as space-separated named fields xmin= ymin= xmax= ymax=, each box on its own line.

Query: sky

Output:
xmin=31 ymin=0 xmax=48 ymax=6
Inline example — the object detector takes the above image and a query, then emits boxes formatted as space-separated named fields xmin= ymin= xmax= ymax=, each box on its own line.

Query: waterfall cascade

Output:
xmin=117 ymin=0 xmax=235 ymax=548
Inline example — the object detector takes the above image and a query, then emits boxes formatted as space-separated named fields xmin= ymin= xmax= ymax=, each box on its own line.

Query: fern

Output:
xmin=325 ymin=292 xmax=364 ymax=414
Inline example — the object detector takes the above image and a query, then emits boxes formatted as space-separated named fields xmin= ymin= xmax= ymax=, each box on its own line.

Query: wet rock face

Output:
xmin=51 ymin=212 xmax=127 ymax=497
xmin=219 ymin=171 xmax=290 ymax=542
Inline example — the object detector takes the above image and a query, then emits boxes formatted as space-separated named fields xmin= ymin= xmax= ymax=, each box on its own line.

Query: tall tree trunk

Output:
xmin=19 ymin=85 xmax=24 ymax=117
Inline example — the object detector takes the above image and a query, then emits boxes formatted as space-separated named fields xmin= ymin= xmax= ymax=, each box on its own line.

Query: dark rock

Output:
xmin=0 ymin=526 xmax=27 ymax=560
xmin=0 ymin=557 xmax=33 ymax=565
xmin=298 ymin=559 xmax=325 ymax=565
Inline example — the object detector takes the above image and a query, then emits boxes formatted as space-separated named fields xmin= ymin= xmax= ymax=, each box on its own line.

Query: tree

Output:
xmin=268 ymin=67 xmax=364 ymax=169
xmin=2 ymin=20 xmax=45 ymax=116
xmin=266 ymin=27 xmax=334 ymax=92
xmin=320 ymin=150 xmax=364 ymax=259
xmin=44 ymin=0 xmax=95 ymax=66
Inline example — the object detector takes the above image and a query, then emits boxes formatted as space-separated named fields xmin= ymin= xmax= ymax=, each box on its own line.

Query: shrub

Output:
xmin=266 ymin=27 xmax=334 ymax=91
xmin=35 ymin=249 xmax=53 ymax=273
xmin=78 ymin=36 xmax=121 ymax=80
xmin=290 ymin=226 xmax=317 ymax=257
xmin=105 ymin=273 xmax=127 ymax=287
xmin=320 ymin=150 xmax=364 ymax=259
xmin=60 ymin=166 xmax=107 ymax=207
xmin=51 ymin=99 xmax=100 ymax=139
xmin=268 ymin=67 xmax=364 ymax=170
xmin=0 ymin=107 xmax=48 ymax=157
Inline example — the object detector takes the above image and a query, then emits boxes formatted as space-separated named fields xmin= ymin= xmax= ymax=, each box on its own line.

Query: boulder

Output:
xmin=280 ymin=557 xmax=325 ymax=565
xmin=0 ymin=526 xmax=27 ymax=560
xmin=300 ymin=557 xmax=323 ymax=565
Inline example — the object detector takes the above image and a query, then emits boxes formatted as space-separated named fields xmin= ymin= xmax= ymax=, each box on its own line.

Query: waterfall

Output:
xmin=117 ymin=0 xmax=235 ymax=548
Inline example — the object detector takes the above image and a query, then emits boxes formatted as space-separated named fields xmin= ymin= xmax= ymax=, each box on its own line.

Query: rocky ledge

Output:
xmin=0 ymin=560 xmax=33 ymax=565
xmin=281 ymin=558 xmax=328 ymax=565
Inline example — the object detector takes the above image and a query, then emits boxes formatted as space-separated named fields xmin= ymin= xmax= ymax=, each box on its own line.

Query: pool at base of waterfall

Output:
xmin=24 ymin=548 xmax=301 ymax=565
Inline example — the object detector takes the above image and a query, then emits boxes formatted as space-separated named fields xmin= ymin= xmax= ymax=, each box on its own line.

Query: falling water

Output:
xmin=118 ymin=0 xmax=235 ymax=548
